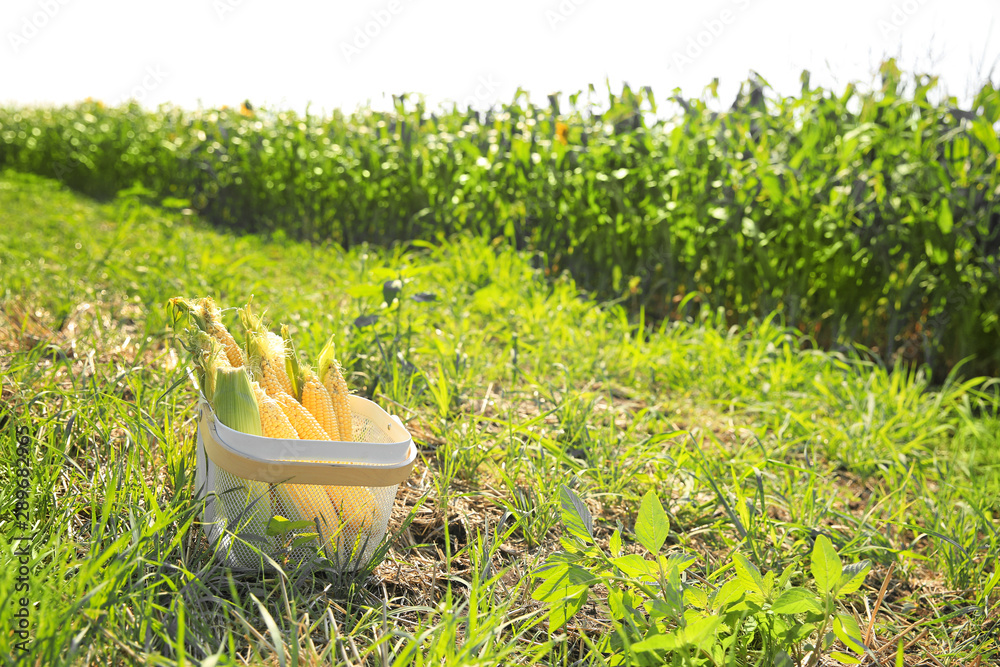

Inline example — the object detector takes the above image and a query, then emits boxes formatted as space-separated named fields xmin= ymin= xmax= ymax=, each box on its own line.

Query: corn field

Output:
xmin=2 ymin=60 xmax=998 ymax=376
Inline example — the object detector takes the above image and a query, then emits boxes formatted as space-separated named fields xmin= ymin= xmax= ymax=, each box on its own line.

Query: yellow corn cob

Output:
xmin=301 ymin=371 xmax=341 ymax=441
xmin=318 ymin=337 xmax=352 ymax=441
xmin=184 ymin=329 xmax=231 ymax=400
xmin=170 ymin=296 xmax=244 ymax=368
xmin=251 ymin=381 xmax=298 ymax=439
xmin=327 ymin=486 xmax=377 ymax=557
xmin=257 ymin=333 xmax=294 ymax=398
xmin=273 ymin=391 xmax=330 ymax=440
xmin=327 ymin=486 xmax=376 ymax=530
xmin=199 ymin=297 xmax=245 ymax=368
xmin=271 ymin=483 xmax=342 ymax=559
xmin=241 ymin=304 xmax=295 ymax=398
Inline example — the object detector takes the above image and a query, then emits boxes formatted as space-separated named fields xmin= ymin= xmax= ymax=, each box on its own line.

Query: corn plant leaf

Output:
xmin=937 ymin=200 xmax=954 ymax=235
xmin=634 ymin=490 xmax=669 ymax=554
xmin=983 ymin=559 xmax=1000 ymax=598
xmin=971 ymin=116 xmax=1000 ymax=155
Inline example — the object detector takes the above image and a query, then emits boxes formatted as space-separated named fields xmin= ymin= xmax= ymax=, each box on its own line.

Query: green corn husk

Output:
xmin=316 ymin=335 xmax=337 ymax=383
xmin=212 ymin=365 xmax=262 ymax=435
xmin=184 ymin=329 xmax=219 ymax=401
xmin=207 ymin=356 xmax=274 ymax=554
xmin=281 ymin=323 xmax=303 ymax=401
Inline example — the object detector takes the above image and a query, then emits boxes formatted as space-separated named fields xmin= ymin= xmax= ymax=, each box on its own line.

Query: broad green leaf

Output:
xmin=646 ymin=598 xmax=675 ymax=620
xmin=683 ymin=615 xmax=723 ymax=648
xmin=733 ymin=553 xmax=766 ymax=595
xmin=833 ymin=613 xmax=865 ymax=653
xmin=659 ymin=553 xmax=697 ymax=572
xmin=609 ymin=528 xmax=622 ymax=557
xmin=548 ymin=588 xmax=587 ymax=631
xmin=613 ymin=554 xmax=658 ymax=579
xmin=289 ymin=533 xmax=319 ymax=549
xmin=829 ymin=651 xmax=862 ymax=665
xmin=559 ymin=485 xmax=594 ymax=544
xmin=811 ymin=535 xmax=842 ymax=594
xmin=607 ymin=587 xmax=625 ymax=620
xmin=836 ymin=560 xmax=871 ymax=598
xmin=635 ymin=490 xmax=669 ymax=554
xmin=762 ymin=570 xmax=776 ymax=599
xmin=777 ymin=562 xmax=796 ymax=589
xmin=531 ymin=563 xmax=593 ymax=602
xmin=684 ymin=586 xmax=708 ymax=610
xmin=266 ymin=515 xmax=318 ymax=536
xmin=971 ymin=116 xmax=1000 ymax=154
xmin=773 ymin=650 xmax=795 ymax=667
xmin=771 ymin=587 xmax=824 ymax=614
xmin=631 ymin=632 xmax=676 ymax=654
xmin=711 ymin=579 xmax=746 ymax=611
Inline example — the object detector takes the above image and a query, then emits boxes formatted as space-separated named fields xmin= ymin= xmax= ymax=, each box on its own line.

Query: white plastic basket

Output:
xmin=195 ymin=394 xmax=416 ymax=571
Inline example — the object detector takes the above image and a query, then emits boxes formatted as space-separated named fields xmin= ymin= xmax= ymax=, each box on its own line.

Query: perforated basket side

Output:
xmin=196 ymin=400 xmax=408 ymax=571
xmin=210 ymin=468 xmax=397 ymax=570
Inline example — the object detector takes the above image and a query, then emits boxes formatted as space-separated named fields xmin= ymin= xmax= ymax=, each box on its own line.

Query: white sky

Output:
xmin=1 ymin=0 xmax=998 ymax=114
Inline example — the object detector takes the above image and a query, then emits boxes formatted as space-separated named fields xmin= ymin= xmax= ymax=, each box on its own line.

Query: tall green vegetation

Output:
xmin=2 ymin=60 xmax=999 ymax=376
xmin=2 ymin=171 xmax=999 ymax=665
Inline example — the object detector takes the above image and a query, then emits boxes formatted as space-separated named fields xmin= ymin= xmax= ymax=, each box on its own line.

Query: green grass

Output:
xmin=0 ymin=170 xmax=998 ymax=665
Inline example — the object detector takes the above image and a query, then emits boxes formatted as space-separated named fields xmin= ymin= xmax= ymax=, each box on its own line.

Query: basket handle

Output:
xmin=200 ymin=405 xmax=417 ymax=486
